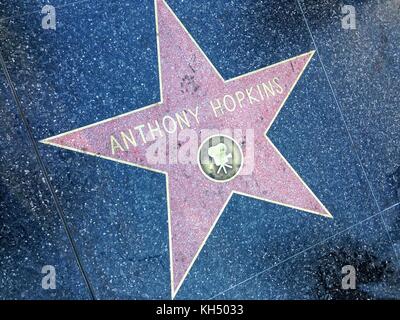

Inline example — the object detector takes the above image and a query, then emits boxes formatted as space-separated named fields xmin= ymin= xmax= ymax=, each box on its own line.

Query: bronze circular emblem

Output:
xmin=198 ymin=135 xmax=243 ymax=183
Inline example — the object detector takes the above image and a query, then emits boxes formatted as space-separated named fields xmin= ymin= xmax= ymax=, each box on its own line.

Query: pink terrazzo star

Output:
xmin=42 ymin=0 xmax=332 ymax=298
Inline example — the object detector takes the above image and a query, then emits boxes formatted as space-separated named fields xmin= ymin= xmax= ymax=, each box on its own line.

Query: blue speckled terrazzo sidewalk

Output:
xmin=0 ymin=0 xmax=399 ymax=300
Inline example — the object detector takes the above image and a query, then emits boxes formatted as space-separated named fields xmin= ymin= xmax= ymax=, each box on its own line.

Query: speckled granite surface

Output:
xmin=0 ymin=0 xmax=399 ymax=300
xmin=0 ymin=73 xmax=90 ymax=299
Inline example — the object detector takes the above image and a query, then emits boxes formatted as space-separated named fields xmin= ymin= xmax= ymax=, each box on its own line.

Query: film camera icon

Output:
xmin=207 ymin=143 xmax=233 ymax=174
xmin=198 ymin=135 xmax=243 ymax=183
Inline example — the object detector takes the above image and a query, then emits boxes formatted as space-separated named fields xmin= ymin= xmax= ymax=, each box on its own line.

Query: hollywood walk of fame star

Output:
xmin=41 ymin=0 xmax=332 ymax=298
